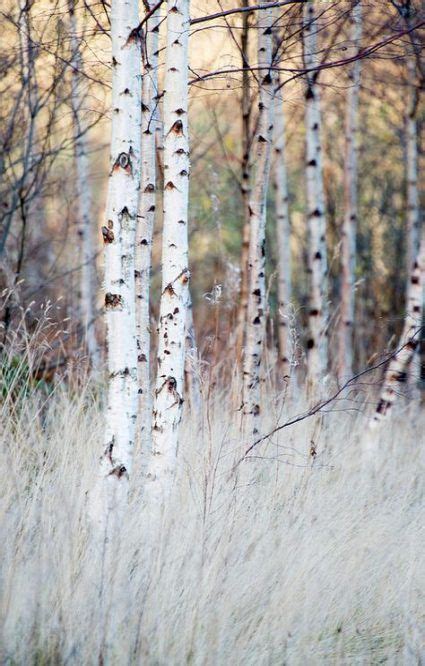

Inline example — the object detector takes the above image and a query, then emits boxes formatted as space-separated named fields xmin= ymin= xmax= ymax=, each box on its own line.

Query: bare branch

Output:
xmin=190 ymin=0 xmax=306 ymax=26
xmin=234 ymin=330 xmax=423 ymax=468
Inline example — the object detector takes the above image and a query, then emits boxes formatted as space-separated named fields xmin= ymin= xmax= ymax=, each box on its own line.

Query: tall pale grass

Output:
xmin=0 ymin=345 xmax=424 ymax=663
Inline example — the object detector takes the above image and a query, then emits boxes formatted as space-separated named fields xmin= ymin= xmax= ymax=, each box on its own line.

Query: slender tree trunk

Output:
xmin=69 ymin=0 xmax=100 ymax=370
xmin=406 ymin=56 xmax=420 ymax=279
xmin=135 ymin=2 xmax=161 ymax=460
xmin=146 ymin=0 xmax=191 ymax=505
xmin=338 ymin=0 xmax=362 ymax=381
xmin=99 ymin=0 xmax=142 ymax=509
xmin=17 ymin=0 xmax=48 ymax=282
xmin=273 ymin=82 xmax=292 ymax=378
xmin=405 ymin=53 xmax=421 ymax=393
xmin=184 ymin=289 xmax=201 ymax=411
xmin=235 ymin=0 xmax=252 ymax=362
xmin=242 ymin=7 xmax=275 ymax=434
xmin=303 ymin=0 xmax=328 ymax=390
xmin=18 ymin=0 xmax=37 ymax=186
xmin=369 ymin=230 xmax=424 ymax=429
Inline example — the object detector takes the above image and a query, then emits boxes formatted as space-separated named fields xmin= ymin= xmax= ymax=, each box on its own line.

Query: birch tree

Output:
xmin=405 ymin=51 xmax=421 ymax=392
xmin=235 ymin=0 xmax=252 ymax=361
xmin=386 ymin=0 xmax=422 ymax=396
xmin=135 ymin=1 xmax=161 ymax=458
xmin=273 ymin=81 xmax=292 ymax=378
xmin=369 ymin=230 xmax=424 ymax=429
xmin=99 ymin=0 xmax=142 ymax=507
xmin=69 ymin=0 xmax=99 ymax=369
xmin=338 ymin=0 xmax=362 ymax=381
xmin=406 ymin=54 xmax=420 ymax=279
xmin=242 ymin=7 xmax=275 ymax=434
xmin=146 ymin=0 xmax=191 ymax=504
xmin=303 ymin=0 xmax=328 ymax=391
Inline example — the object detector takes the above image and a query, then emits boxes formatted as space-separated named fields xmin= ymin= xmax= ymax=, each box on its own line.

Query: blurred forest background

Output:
xmin=1 ymin=0 xmax=423 ymax=379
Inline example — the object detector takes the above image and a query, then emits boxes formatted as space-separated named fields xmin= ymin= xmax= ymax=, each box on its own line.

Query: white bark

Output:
xmin=303 ymin=0 xmax=328 ymax=390
xmin=338 ymin=0 xmax=362 ymax=381
xmin=242 ymin=7 xmax=275 ymax=434
xmin=369 ymin=230 xmax=424 ymax=429
xmin=406 ymin=54 xmax=421 ymax=393
xmin=235 ymin=0 xmax=251 ymax=362
xmin=99 ymin=0 xmax=142 ymax=508
xmin=146 ymin=0 xmax=191 ymax=505
xmin=69 ymin=0 xmax=100 ymax=370
xmin=273 ymin=84 xmax=292 ymax=378
xmin=406 ymin=56 xmax=420 ymax=280
xmin=135 ymin=2 xmax=161 ymax=460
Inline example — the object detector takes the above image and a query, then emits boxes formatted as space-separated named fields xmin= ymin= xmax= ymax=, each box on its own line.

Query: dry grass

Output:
xmin=0 ymin=367 xmax=424 ymax=664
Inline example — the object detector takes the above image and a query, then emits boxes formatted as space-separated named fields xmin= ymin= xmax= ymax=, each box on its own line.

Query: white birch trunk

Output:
xmin=303 ymin=0 xmax=328 ymax=390
xmin=406 ymin=55 xmax=420 ymax=284
xmin=406 ymin=54 xmax=421 ymax=393
xmin=99 ymin=0 xmax=141 ymax=510
xmin=273 ymin=83 xmax=292 ymax=378
xmin=135 ymin=2 xmax=161 ymax=461
xmin=338 ymin=0 xmax=362 ymax=382
xmin=242 ymin=7 xmax=275 ymax=434
xmin=69 ymin=0 xmax=100 ymax=370
xmin=235 ymin=0 xmax=251 ymax=362
xmin=146 ymin=0 xmax=190 ymax=506
xmin=369 ymin=230 xmax=424 ymax=429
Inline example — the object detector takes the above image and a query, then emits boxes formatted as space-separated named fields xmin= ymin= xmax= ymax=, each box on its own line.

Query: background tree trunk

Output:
xmin=369 ymin=230 xmax=424 ymax=429
xmin=184 ymin=289 xmax=201 ymax=411
xmin=69 ymin=0 xmax=99 ymax=370
xmin=338 ymin=0 xmax=362 ymax=381
xmin=235 ymin=0 xmax=252 ymax=363
xmin=273 ymin=80 xmax=292 ymax=379
xmin=405 ymin=52 xmax=421 ymax=394
xmin=303 ymin=0 xmax=328 ymax=390
xmin=242 ymin=7 xmax=274 ymax=435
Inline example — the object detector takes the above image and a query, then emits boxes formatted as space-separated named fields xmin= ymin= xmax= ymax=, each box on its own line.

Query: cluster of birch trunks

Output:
xmin=88 ymin=0 xmax=423 ymax=508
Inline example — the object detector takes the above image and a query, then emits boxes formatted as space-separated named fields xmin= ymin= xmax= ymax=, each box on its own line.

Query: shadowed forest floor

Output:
xmin=1 ymin=380 xmax=424 ymax=665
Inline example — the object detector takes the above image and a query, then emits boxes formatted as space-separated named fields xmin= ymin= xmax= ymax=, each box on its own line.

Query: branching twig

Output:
xmin=191 ymin=0 xmax=305 ymax=26
xmin=234 ymin=331 xmax=423 ymax=468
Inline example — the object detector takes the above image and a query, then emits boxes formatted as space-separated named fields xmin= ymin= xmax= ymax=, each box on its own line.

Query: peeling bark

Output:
xmin=242 ymin=7 xmax=275 ymax=435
